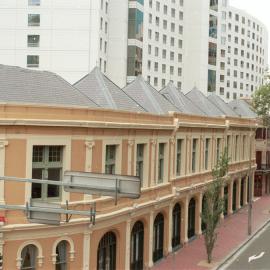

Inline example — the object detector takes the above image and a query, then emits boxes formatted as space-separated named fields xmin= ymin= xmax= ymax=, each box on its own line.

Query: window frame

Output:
xmin=27 ymin=55 xmax=39 ymax=68
xmin=31 ymin=145 xmax=63 ymax=201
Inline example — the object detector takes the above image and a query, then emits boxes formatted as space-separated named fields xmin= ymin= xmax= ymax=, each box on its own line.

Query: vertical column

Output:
xmin=150 ymin=140 xmax=156 ymax=187
xmin=195 ymin=193 xmax=202 ymax=236
xmin=83 ymin=230 xmax=92 ymax=270
xmin=167 ymin=204 xmax=173 ymax=253
xmin=0 ymin=140 xmax=8 ymax=204
xmin=236 ymin=178 xmax=241 ymax=210
xmin=84 ymin=141 xmax=95 ymax=200
xmin=148 ymin=211 xmax=154 ymax=268
xmin=181 ymin=196 xmax=189 ymax=244
xmin=228 ymin=182 xmax=233 ymax=215
xmin=243 ymin=175 xmax=248 ymax=205
xmin=128 ymin=140 xmax=134 ymax=175
xmin=125 ymin=219 xmax=131 ymax=270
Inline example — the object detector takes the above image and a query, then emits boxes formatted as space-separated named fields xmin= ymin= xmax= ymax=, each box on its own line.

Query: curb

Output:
xmin=215 ymin=218 xmax=270 ymax=269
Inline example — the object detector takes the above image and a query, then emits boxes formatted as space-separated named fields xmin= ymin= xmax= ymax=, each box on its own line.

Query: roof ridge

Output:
xmin=140 ymin=78 xmax=164 ymax=113
xmin=102 ymin=72 xmax=147 ymax=112
xmin=94 ymin=68 xmax=117 ymax=109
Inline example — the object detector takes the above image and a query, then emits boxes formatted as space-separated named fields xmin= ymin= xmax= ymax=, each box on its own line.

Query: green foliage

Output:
xmin=252 ymin=84 xmax=270 ymax=126
xmin=201 ymin=148 xmax=229 ymax=263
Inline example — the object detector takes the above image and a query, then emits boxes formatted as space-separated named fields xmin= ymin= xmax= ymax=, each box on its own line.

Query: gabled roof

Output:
xmin=74 ymin=67 xmax=145 ymax=112
xmin=0 ymin=64 xmax=97 ymax=107
xmin=185 ymin=88 xmax=224 ymax=116
xmin=207 ymin=94 xmax=239 ymax=117
xmin=160 ymin=82 xmax=206 ymax=116
xmin=123 ymin=76 xmax=179 ymax=114
xmin=228 ymin=99 xmax=257 ymax=118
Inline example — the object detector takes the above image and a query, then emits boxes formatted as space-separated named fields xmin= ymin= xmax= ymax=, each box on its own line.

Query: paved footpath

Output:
xmin=153 ymin=195 xmax=270 ymax=270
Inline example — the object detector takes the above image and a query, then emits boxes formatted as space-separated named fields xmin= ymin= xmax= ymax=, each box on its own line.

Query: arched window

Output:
xmin=153 ymin=213 xmax=164 ymax=262
xmin=97 ymin=232 xmax=116 ymax=270
xmin=172 ymin=203 xmax=181 ymax=249
xmin=188 ymin=198 xmax=196 ymax=239
xmin=201 ymin=195 xmax=207 ymax=232
xmin=21 ymin=244 xmax=37 ymax=270
xmin=130 ymin=221 xmax=144 ymax=270
xmin=55 ymin=241 xmax=68 ymax=270
xmin=232 ymin=181 xmax=237 ymax=212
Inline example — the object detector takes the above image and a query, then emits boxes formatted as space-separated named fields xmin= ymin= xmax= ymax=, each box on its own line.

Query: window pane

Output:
xmin=28 ymin=14 xmax=40 ymax=26
xmin=158 ymin=143 xmax=165 ymax=182
xmin=31 ymin=168 xmax=42 ymax=198
xmin=209 ymin=15 xmax=217 ymax=38
xmin=105 ymin=145 xmax=116 ymax=175
xmin=32 ymin=146 xmax=43 ymax=162
xmin=28 ymin=35 xmax=40 ymax=47
xmin=49 ymin=146 xmax=62 ymax=162
xmin=47 ymin=168 xmax=61 ymax=197
xmin=136 ymin=144 xmax=144 ymax=180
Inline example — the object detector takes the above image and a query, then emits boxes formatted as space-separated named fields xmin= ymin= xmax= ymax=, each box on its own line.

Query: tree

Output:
xmin=201 ymin=148 xmax=229 ymax=263
xmin=252 ymin=84 xmax=270 ymax=126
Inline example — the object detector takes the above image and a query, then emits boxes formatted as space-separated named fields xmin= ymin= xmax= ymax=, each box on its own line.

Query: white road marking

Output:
xmin=248 ymin=252 xmax=265 ymax=263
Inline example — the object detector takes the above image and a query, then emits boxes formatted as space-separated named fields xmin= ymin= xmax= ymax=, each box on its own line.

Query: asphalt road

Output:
xmin=223 ymin=223 xmax=270 ymax=270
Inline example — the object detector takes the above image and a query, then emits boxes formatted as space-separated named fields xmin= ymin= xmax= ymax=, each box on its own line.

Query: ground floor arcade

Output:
xmin=2 ymin=173 xmax=254 ymax=270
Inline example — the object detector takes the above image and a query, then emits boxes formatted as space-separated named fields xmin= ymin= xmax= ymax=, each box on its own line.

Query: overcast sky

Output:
xmin=230 ymin=0 xmax=270 ymax=64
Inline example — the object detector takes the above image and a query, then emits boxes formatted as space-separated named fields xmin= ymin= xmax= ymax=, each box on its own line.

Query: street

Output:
xmin=222 ymin=222 xmax=270 ymax=269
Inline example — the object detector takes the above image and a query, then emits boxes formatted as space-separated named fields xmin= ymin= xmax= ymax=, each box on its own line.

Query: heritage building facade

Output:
xmin=0 ymin=104 xmax=257 ymax=269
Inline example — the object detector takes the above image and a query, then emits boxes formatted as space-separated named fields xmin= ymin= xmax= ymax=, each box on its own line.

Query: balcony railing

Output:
xmin=256 ymin=164 xmax=270 ymax=171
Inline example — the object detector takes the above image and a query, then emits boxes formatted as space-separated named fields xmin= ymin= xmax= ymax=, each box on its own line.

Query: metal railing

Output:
xmin=256 ymin=163 xmax=270 ymax=170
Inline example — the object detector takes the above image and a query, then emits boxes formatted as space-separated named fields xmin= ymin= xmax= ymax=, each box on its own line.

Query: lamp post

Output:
xmin=248 ymin=126 xmax=252 ymax=235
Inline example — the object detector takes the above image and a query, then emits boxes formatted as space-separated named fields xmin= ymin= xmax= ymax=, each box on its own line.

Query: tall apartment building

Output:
xmin=0 ymin=0 xmax=268 ymax=100
xmin=224 ymin=7 xmax=268 ymax=100
xmin=0 ymin=0 xmax=111 ymax=84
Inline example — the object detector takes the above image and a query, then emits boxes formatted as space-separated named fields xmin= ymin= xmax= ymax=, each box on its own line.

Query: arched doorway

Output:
xmin=240 ymin=178 xmax=245 ymax=207
xmin=232 ymin=181 xmax=237 ymax=212
xmin=130 ymin=221 xmax=144 ymax=270
xmin=21 ymin=244 xmax=38 ymax=270
xmin=224 ymin=185 xmax=228 ymax=217
xmin=172 ymin=203 xmax=181 ymax=249
xmin=97 ymin=232 xmax=116 ymax=270
xmin=188 ymin=198 xmax=196 ymax=239
xmin=201 ymin=195 xmax=207 ymax=232
xmin=55 ymin=240 xmax=68 ymax=270
xmin=153 ymin=213 xmax=164 ymax=262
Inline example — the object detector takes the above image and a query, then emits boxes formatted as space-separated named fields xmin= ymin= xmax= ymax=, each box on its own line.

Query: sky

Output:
xmin=230 ymin=0 xmax=270 ymax=65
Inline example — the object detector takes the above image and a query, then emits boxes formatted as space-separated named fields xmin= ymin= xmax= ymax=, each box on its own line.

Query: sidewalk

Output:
xmin=153 ymin=195 xmax=270 ymax=270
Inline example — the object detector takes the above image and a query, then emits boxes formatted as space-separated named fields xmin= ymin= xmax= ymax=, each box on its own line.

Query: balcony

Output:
xmin=256 ymin=163 xmax=270 ymax=172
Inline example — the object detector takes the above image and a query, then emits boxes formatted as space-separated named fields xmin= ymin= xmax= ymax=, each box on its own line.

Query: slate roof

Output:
xmin=228 ymin=99 xmax=257 ymax=118
xmin=123 ymin=76 xmax=179 ymax=114
xmin=74 ymin=67 xmax=145 ymax=112
xmin=0 ymin=64 xmax=97 ymax=107
xmin=207 ymin=94 xmax=239 ymax=117
xmin=160 ymin=82 xmax=206 ymax=116
xmin=185 ymin=88 xmax=224 ymax=116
